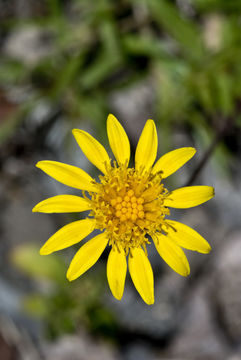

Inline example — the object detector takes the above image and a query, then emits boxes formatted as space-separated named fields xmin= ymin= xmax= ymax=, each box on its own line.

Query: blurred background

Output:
xmin=0 ymin=0 xmax=241 ymax=359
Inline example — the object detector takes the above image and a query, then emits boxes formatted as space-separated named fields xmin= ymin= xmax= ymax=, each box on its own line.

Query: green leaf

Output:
xmin=23 ymin=295 xmax=49 ymax=317
xmin=122 ymin=35 xmax=171 ymax=59
xmin=214 ymin=72 xmax=233 ymax=116
xmin=51 ymin=54 xmax=84 ymax=99
xmin=193 ymin=0 xmax=241 ymax=13
xmin=11 ymin=244 xmax=66 ymax=283
xmin=147 ymin=0 xmax=204 ymax=59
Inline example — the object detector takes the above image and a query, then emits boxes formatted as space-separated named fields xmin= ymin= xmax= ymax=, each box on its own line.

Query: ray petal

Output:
xmin=165 ymin=220 xmax=211 ymax=253
xmin=36 ymin=161 xmax=97 ymax=192
xmin=129 ymin=247 xmax=154 ymax=305
xmin=107 ymin=247 xmax=127 ymax=300
xmin=32 ymin=195 xmax=91 ymax=213
xmin=40 ymin=218 xmax=95 ymax=255
xmin=135 ymin=120 xmax=158 ymax=172
xmin=154 ymin=233 xmax=190 ymax=276
xmin=107 ymin=114 xmax=130 ymax=166
xmin=152 ymin=147 xmax=196 ymax=178
xmin=72 ymin=129 xmax=110 ymax=174
xmin=164 ymin=186 xmax=215 ymax=208
xmin=67 ymin=232 xmax=108 ymax=281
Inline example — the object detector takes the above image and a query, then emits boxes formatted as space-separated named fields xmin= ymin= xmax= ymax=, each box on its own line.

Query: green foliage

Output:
xmin=1 ymin=0 xmax=241 ymax=129
xmin=11 ymin=244 xmax=118 ymax=340
xmin=1 ymin=0 xmax=240 ymax=162
xmin=147 ymin=0 xmax=204 ymax=59
xmin=11 ymin=243 xmax=66 ymax=284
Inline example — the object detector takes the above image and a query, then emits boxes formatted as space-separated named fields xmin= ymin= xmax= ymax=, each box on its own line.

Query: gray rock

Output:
xmin=0 ymin=277 xmax=21 ymax=316
xmin=3 ymin=26 xmax=53 ymax=66
xmin=212 ymin=232 xmax=241 ymax=344
xmin=123 ymin=342 xmax=158 ymax=360
xmin=43 ymin=332 xmax=120 ymax=360
xmin=109 ymin=80 xmax=155 ymax=145
xmin=202 ymin=159 xmax=241 ymax=231
xmin=105 ymin=272 xmax=186 ymax=340
xmin=166 ymin=284 xmax=230 ymax=360
xmin=1 ymin=178 xmax=56 ymax=248
xmin=227 ymin=355 xmax=241 ymax=360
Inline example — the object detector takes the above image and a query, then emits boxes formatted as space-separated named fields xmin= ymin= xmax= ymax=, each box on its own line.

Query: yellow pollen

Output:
xmin=127 ymin=189 xmax=134 ymax=197
xmin=131 ymin=214 xmax=137 ymax=221
xmin=90 ymin=164 xmax=169 ymax=253
xmin=138 ymin=211 xmax=145 ymax=219
xmin=116 ymin=210 xmax=122 ymax=217
xmin=145 ymin=212 xmax=153 ymax=220
xmin=111 ymin=199 xmax=117 ymax=207
xmin=120 ymin=215 xmax=127 ymax=222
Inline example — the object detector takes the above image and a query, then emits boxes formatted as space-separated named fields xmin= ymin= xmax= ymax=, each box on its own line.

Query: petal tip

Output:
xmin=66 ymin=271 xmax=74 ymax=282
xmin=36 ymin=160 xmax=50 ymax=170
xmin=113 ymin=293 xmax=123 ymax=301
xmin=35 ymin=161 xmax=42 ymax=169
xmin=178 ymin=263 xmax=190 ymax=277
xmin=204 ymin=244 xmax=212 ymax=254
xmin=72 ymin=128 xmax=80 ymax=137
xmin=107 ymin=113 xmax=117 ymax=122
xmin=39 ymin=246 xmax=49 ymax=256
xmin=147 ymin=119 xmax=157 ymax=130
xmin=189 ymin=147 xmax=197 ymax=156
xmin=145 ymin=296 xmax=155 ymax=305
xmin=144 ymin=119 xmax=156 ymax=132
xmin=66 ymin=269 xmax=79 ymax=282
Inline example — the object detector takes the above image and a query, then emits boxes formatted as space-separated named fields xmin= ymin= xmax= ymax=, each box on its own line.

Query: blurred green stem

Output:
xmin=185 ymin=115 xmax=234 ymax=185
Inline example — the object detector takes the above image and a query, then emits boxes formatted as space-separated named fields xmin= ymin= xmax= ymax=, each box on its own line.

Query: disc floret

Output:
xmin=90 ymin=164 xmax=170 ymax=254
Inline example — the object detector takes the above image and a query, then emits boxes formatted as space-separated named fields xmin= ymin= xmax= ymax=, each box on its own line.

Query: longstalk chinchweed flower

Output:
xmin=33 ymin=114 xmax=214 ymax=305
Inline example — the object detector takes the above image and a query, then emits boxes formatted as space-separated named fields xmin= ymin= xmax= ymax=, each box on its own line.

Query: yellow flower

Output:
xmin=33 ymin=114 xmax=214 ymax=305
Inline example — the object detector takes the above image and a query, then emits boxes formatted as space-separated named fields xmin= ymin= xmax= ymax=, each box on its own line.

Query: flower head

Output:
xmin=33 ymin=114 xmax=214 ymax=305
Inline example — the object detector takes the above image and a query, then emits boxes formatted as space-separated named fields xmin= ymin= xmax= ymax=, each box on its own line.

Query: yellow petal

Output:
xmin=72 ymin=129 xmax=110 ymax=174
xmin=32 ymin=195 xmax=91 ymax=213
xmin=154 ymin=234 xmax=190 ymax=276
xmin=128 ymin=247 xmax=154 ymax=305
xmin=135 ymin=120 xmax=158 ymax=172
xmin=36 ymin=161 xmax=97 ymax=192
xmin=40 ymin=218 xmax=95 ymax=255
xmin=165 ymin=220 xmax=211 ymax=253
xmin=107 ymin=114 xmax=130 ymax=166
xmin=164 ymin=186 xmax=215 ymax=208
xmin=67 ymin=232 xmax=108 ymax=281
xmin=107 ymin=247 xmax=127 ymax=300
xmin=152 ymin=147 xmax=196 ymax=178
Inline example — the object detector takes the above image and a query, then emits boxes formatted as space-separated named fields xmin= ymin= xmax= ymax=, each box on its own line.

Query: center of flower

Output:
xmin=111 ymin=190 xmax=145 ymax=222
xmin=89 ymin=164 xmax=170 ymax=253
